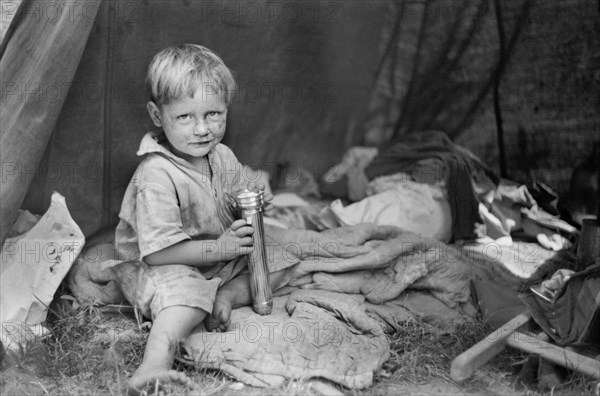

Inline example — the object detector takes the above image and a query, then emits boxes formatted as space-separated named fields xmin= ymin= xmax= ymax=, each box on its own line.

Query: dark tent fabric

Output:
xmin=364 ymin=0 xmax=530 ymax=144
xmin=1 ymin=0 xmax=599 ymax=245
xmin=0 ymin=0 xmax=101 ymax=244
xmin=364 ymin=0 xmax=599 ymax=187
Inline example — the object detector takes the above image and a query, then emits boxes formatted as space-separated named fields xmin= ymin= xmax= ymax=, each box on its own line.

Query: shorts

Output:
xmin=135 ymin=262 xmax=223 ymax=320
xmin=131 ymin=254 xmax=296 ymax=320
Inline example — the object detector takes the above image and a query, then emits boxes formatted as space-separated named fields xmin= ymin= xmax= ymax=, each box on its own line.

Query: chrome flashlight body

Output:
xmin=235 ymin=187 xmax=273 ymax=315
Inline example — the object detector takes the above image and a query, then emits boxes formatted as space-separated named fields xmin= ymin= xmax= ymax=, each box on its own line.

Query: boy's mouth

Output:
xmin=191 ymin=140 xmax=212 ymax=147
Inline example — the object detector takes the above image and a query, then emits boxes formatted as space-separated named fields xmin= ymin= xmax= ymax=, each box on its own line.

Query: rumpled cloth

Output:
xmin=480 ymin=179 xmax=577 ymax=249
xmin=181 ymin=290 xmax=390 ymax=389
xmin=325 ymin=175 xmax=452 ymax=242
xmin=265 ymin=224 xmax=471 ymax=309
xmin=479 ymin=180 xmax=535 ymax=239
xmin=365 ymin=130 xmax=497 ymax=241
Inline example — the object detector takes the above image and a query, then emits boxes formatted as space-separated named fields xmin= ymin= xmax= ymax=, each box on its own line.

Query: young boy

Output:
xmin=115 ymin=44 xmax=281 ymax=393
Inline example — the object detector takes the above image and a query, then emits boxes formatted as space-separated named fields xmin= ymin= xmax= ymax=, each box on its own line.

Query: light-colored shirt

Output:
xmin=115 ymin=131 xmax=242 ymax=262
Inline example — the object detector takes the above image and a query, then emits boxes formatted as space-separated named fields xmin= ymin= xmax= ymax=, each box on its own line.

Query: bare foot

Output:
xmin=205 ymin=290 xmax=234 ymax=332
xmin=127 ymin=365 xmax=193 ymax=395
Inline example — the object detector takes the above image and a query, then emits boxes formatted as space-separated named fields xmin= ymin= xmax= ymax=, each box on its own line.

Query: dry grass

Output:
xmin=1 ymin=301 xmax=146 ymax=395
xmin=363 ymin=318 xmax=599 ymax=396
xmin=359 ymin=318 xmax=516 ymax=396
xmin=1 ymin=298 xmax=598 ymax=396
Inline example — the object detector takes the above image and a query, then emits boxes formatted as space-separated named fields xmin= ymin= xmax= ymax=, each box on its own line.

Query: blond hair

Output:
xmin=146 ymin=44 xmax=236 ymax=106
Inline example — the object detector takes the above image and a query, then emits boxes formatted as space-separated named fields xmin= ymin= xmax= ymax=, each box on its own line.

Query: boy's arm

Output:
xmin=144 ymin=219 xmax=254 ymax=266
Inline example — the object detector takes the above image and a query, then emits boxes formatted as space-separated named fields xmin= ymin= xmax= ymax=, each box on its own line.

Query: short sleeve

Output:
xmin=136 ymin=183 xmax=191 ymax=259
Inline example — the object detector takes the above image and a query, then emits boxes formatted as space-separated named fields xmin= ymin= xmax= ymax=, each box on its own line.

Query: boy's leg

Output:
xmin=128 ymin=306 xmax=206 ymax=393
xmin=207 ymin=268 xmax=290 ymax=331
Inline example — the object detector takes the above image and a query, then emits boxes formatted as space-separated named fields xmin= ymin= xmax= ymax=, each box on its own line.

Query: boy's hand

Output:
xmin=216 ymin=219 xmax=254 ymax=261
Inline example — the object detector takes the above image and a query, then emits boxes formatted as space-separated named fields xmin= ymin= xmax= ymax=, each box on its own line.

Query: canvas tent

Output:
xmin=1 ymin=0 xmax=599 ymax=244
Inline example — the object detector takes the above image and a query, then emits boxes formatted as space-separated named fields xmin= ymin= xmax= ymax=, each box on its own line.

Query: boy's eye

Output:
xmin=177 ymin=114 xmax=191 ymax=121
xmin=206 ymin=111 xmax=221 ymax=119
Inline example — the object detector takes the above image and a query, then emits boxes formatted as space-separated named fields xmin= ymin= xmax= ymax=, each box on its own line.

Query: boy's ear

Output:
xmin=147 ymin=101 xmax=162 ymax=127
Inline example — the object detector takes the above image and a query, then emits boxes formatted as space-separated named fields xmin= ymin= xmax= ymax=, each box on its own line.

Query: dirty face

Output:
xmin=147 ymin=86 xmax=228 ymax=164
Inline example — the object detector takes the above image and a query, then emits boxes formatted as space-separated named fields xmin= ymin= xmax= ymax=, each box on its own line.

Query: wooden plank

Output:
xmin=507 ymin=331 xmax=600 ymax=380
xmin=450 ymin=312 xmax=531 ymax=383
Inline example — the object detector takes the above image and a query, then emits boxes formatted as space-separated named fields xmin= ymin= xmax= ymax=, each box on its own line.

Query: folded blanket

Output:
xmin=267 ymin=224 xmax=471 ymax=308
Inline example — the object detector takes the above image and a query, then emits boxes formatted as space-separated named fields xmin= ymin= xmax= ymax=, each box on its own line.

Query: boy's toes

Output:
xmin=128 ymin=368 xmax=194 ymax=395
xmin=167 ymin=370 xmax=193 ymax=387
xmin=204 ymin=315 xmax=219 ymax=332
xmin=215 ymin=306 xmax=232 ymax=326
xmin=167 ymin=370 xmax=183 ymax=382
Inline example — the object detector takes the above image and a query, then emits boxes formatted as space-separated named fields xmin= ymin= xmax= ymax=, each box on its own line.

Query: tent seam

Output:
xmin=102 ymin=0 xmax=113 ymax=228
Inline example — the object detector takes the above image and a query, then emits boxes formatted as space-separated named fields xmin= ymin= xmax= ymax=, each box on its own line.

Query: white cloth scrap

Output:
xmin=1 ymin=193 xmax=84 ymax=351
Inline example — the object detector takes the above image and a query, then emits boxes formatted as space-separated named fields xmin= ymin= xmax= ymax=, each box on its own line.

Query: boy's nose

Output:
xmin=193 ymin=121 xmax=210 ymax=136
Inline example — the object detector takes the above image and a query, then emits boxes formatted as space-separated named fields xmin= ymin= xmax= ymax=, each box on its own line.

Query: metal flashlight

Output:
xmin=235 ymin=186 xmax=272 ymax=315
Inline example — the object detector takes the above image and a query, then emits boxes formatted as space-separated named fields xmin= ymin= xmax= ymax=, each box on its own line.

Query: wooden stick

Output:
xmin=507 ymin=331 xmax=600 ymax=380
xmin=450 ymin=312 xmax=531 ymax=383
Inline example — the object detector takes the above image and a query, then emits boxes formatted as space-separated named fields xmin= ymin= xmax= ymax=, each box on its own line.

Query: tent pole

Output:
xmin=493 ymin=0 xmax=508 ymax=179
